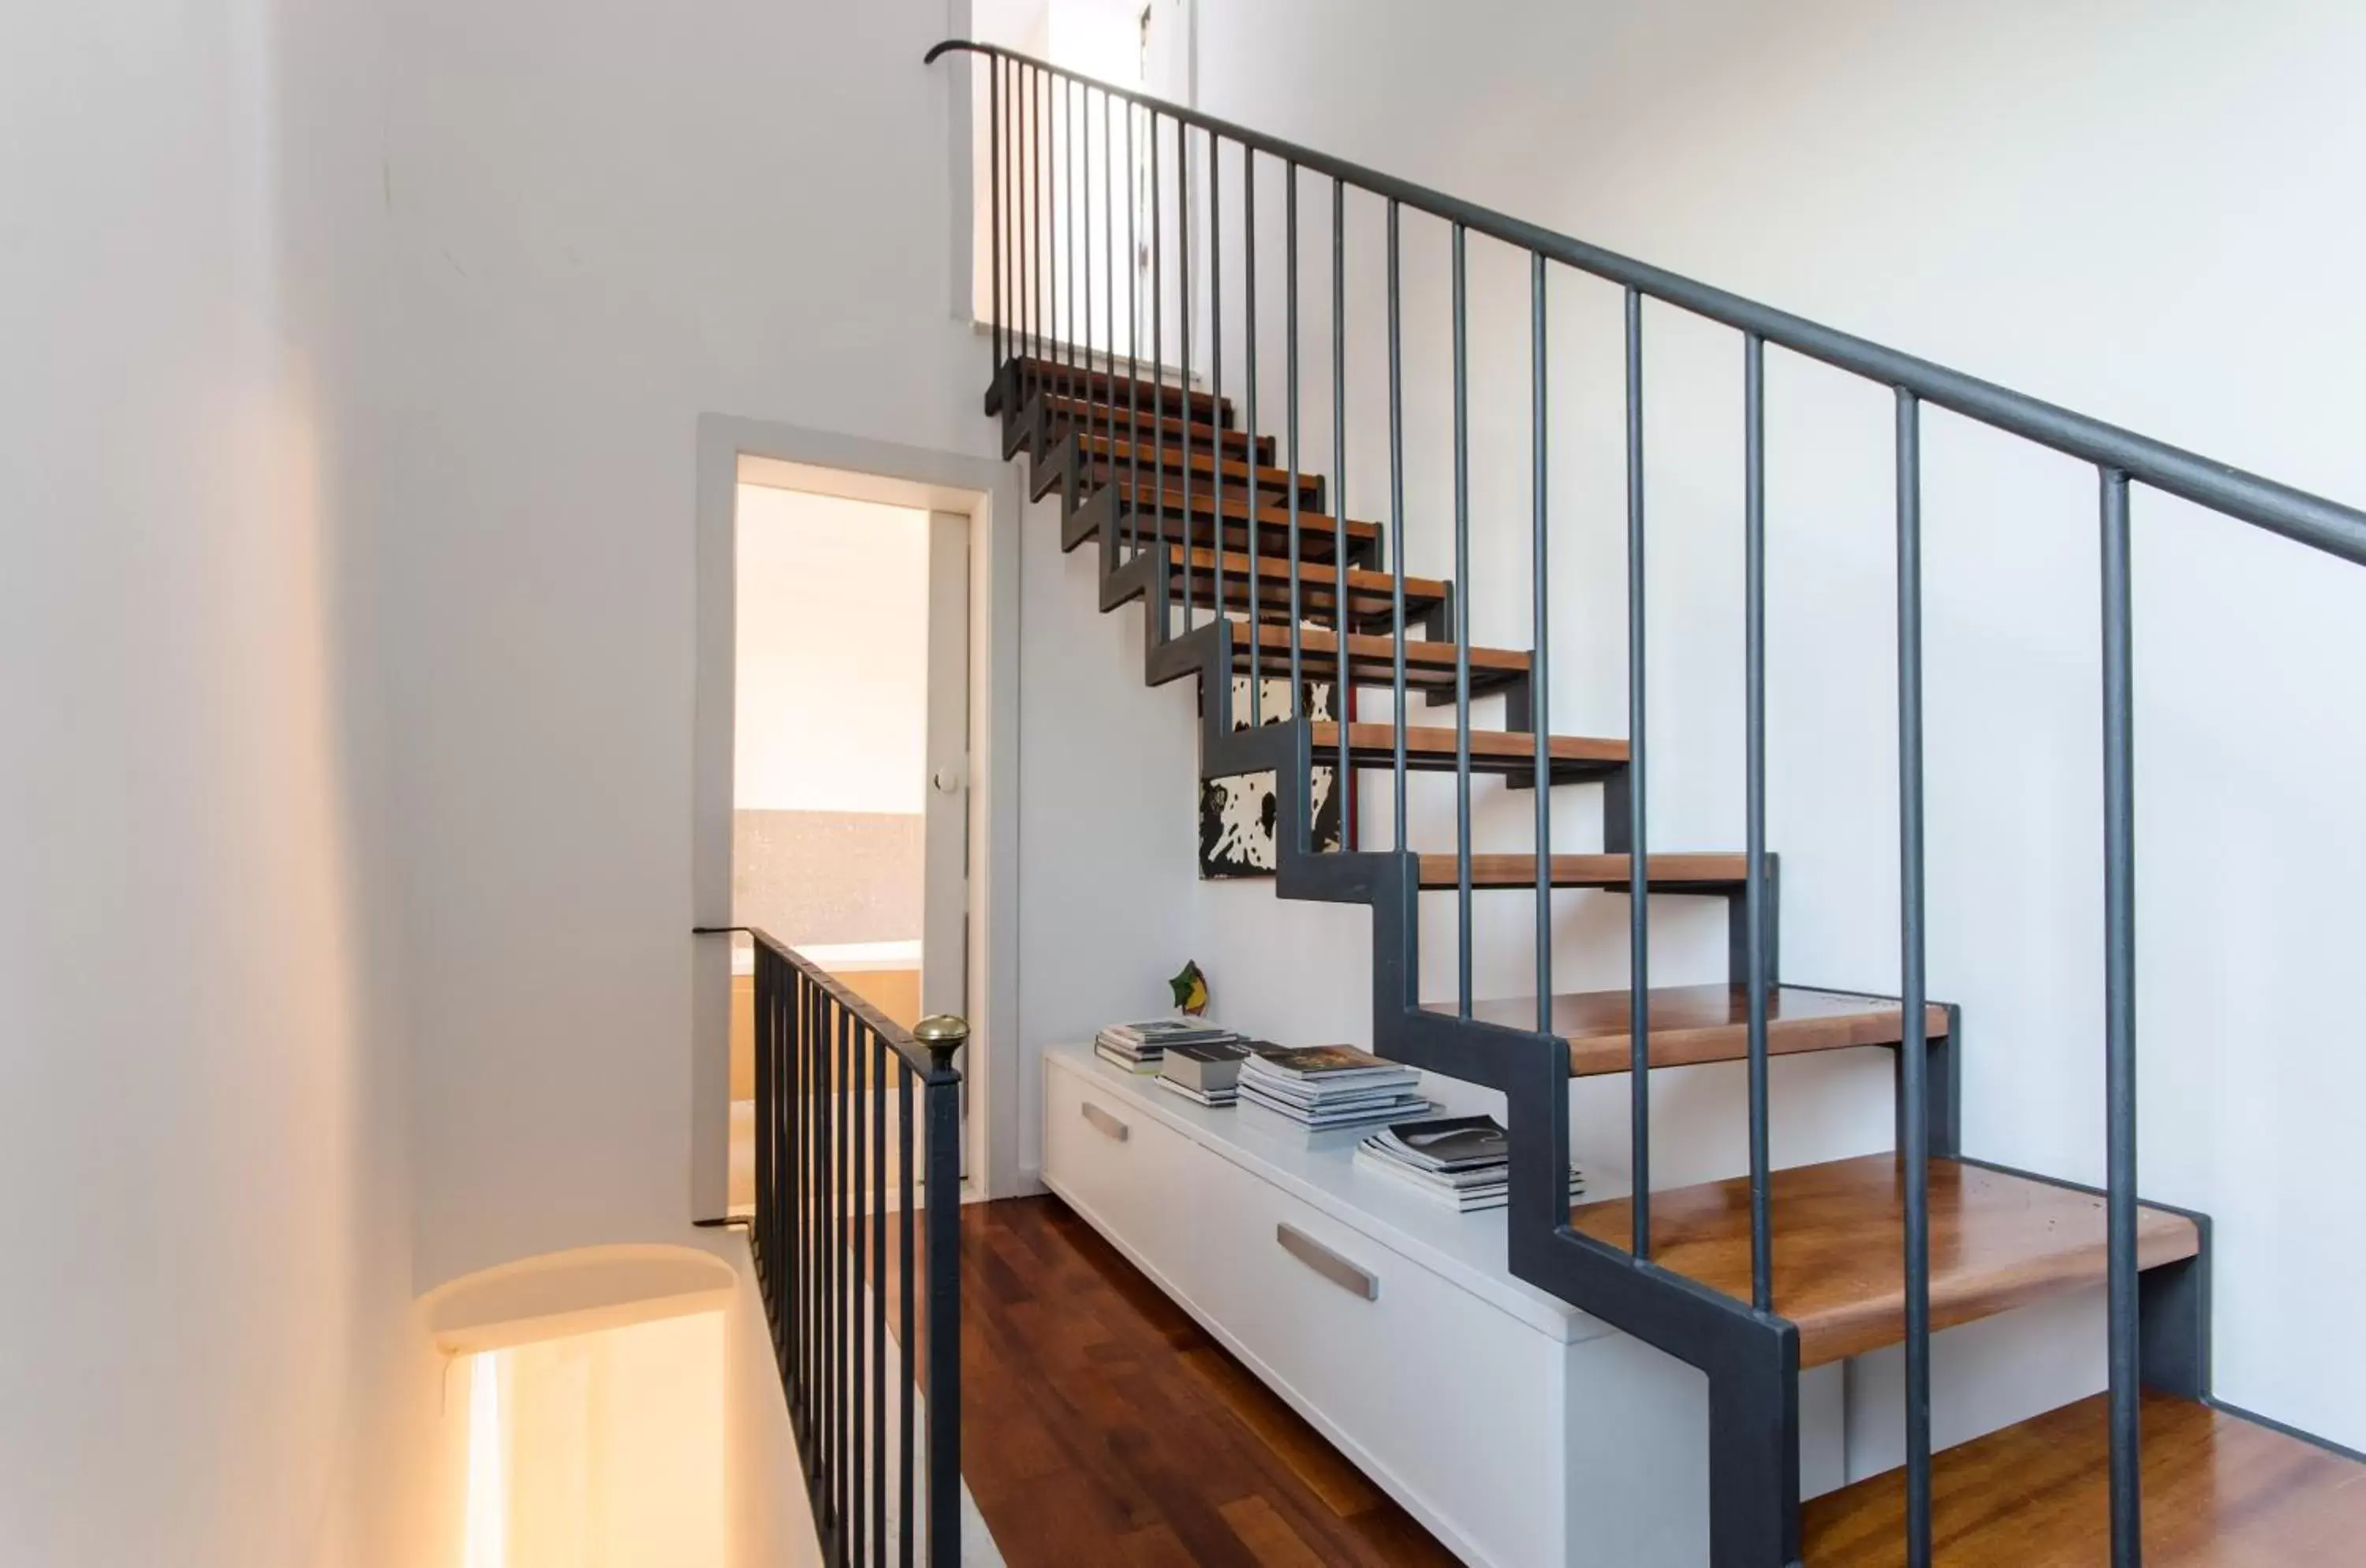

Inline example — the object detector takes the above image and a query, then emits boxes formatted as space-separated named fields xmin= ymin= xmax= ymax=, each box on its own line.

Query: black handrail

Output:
xmin=927 ymin=37 xmax=2366 ymax=568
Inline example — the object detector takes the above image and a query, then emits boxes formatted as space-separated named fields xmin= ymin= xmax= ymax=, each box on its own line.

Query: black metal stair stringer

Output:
xmin=1002 ymin=361 xmax=1804 ymax=1568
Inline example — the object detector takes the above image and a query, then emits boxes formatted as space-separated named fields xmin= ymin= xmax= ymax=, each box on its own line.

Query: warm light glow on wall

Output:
xmin=453 ymin=1312 xmax=726 ymax=1568
xmin=464 ymin=1353 xmax=508 ymax=1568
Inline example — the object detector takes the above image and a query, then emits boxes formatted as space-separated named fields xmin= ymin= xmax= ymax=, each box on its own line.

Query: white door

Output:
xmin=921 ymin=510 xmax=970 ymax=1026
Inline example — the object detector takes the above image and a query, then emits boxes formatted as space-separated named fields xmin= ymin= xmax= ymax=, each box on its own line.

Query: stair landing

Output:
xmin=1568 ymin=1153 xmax=2200 ymax=1366
xmin=1803 ymin=1390 xmax=2366 ymax=1566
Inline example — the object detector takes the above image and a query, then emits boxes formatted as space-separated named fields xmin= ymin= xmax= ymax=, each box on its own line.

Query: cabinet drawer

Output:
xmin=1041 ymin=1062 xmax=1202 ymax=1299
xmin=1189 ymin=1151 xmax=1570 ymax=1568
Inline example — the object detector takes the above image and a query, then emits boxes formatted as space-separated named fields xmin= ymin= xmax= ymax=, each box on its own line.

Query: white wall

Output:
xmin=1188 ymin=0 xmax=2366 ymax=1453
xmin=386 ymin=0 xmax=1202 ymax=1293
xmin=383 ymin=0 xmax=1006 ymax=1293
xmin=0 ymin=0 xmax=431 ymax=1563
xmin=735 ymin=487 xmax=930 ymax=816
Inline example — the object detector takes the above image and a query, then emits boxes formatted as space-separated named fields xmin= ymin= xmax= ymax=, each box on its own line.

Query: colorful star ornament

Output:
xmin=1169 ymin=959 xmax=1209 ymax=1017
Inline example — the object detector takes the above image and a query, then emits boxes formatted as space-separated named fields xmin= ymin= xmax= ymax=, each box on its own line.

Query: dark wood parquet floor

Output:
xmin=957 ymin=1196 xmax=1462 ymax=1568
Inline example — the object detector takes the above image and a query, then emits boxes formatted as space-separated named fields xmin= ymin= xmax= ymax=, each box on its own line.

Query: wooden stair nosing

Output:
xmin=1443 ymin=984 xmax=1943 ymax=1075
xmin=1568 ymin=1152 xmax=2202 ymax=1369
xmin=1013 ymin=356 xmax=1230 ymax=426
xmin=1800 ymin=1389 xmax=2366 ymax=1566
xmin=1417 ymin=852 xmax=1746 ymax=890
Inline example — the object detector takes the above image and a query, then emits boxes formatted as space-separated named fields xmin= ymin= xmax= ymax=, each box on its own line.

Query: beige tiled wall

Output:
xmin=731 ymin=808 xmax=922 ymax=946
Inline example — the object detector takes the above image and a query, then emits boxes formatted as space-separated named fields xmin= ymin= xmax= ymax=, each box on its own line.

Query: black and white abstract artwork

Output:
xmin=1199 ymin=675 xmax=1345 ymax=878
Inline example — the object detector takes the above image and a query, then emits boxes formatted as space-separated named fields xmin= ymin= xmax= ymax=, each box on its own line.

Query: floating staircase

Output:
xmin=980 ymin=350 xmax=2364 ymax=1566
xmin=936 ymin=30 xmax=2366 ymax=1566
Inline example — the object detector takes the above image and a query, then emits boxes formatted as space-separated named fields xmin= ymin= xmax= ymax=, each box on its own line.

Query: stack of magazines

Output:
xmin=1353 ymin=1114 xmax=1587 ymax=1213
xmin=1095 ymin=1017 xmax=1238 ymax=1074
xmin=1237 ymin=1046 xmax=1431 ymax=1133
xmin=1153 ymin=1040 xmax=1273 ymax=1107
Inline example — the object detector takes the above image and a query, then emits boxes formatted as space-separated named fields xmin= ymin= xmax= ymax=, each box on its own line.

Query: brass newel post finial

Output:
xmin=912 ymin=1014 xmax=969 ymax=1070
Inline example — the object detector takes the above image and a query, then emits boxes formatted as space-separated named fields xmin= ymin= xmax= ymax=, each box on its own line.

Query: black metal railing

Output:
xmin=714 ymin=927 xmax=964 ymax=1568
xmin=932 ymin=36 xmax=2366 ymax=1568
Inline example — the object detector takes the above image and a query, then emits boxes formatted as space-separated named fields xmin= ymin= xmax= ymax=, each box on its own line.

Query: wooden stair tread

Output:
xmin=1078 ymin=432 xmax=1313 ymax=495
xmin=1015 ymin=356 xmax=1228 ymax=424
xmin=1116 ymin=478 xmax=1381 ymax=542
xmin=1802 ymin=1391 xmax=2366 ymax=1566
xmin=1417 ymin=853 xmax=1746 ymax=889
xmin=1310 ymin=721 xmax=1625 ymax=768
xmin=1042 ymin=394 xmax=1273 ymax=463
xmin=1159 ymin=549 xmax=1446 ymax=633
xmin=1445 ymin=984 xmax=1943 ymax=1075
xmin=1568 ymin=1154 xmax=2202 ymax=1368
xmin=1162 ymin=547 xmax=1446 ymax=604
xmin=1237 ymin=625 xmax=1528 ymax=688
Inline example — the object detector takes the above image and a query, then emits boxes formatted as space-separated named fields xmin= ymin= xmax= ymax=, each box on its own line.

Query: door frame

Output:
xmin=691 ymin=414 xmax=1025 ymax=1218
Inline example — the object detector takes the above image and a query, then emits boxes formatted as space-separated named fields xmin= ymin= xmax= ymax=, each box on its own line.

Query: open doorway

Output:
xmin=692 ymin=417 xmax=1017 ymax=1217
xmin=725 ymin=483 xmax=970 ymax=1214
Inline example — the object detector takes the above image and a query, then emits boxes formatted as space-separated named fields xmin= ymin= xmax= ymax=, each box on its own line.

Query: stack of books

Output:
xmin=1237 ymin=1046 xmax=1431 ymax=1133
xmin=1153 ymin=1040 xmax=1270 ymax=1107
xmin=1094 ymin=1017 xmax=1238 ymax=1075
xmin=1353 ymin=1114 xmax=1587 ymax=1213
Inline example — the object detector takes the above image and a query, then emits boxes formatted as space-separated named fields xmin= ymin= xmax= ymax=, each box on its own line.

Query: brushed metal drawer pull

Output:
xmin=1080 ymin=1101 xmax=1129 ymax=1142
xmin=1276 ymin=1223 xmax=1379 ymax=1301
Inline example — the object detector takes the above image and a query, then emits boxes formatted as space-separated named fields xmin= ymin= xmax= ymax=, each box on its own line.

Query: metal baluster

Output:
xmin=1625 ymin=286 xmax=1651 ymax=1260
xmin=786 ymin=965 xmax=803 ymax=1429
xmin=1897 ymin=389 xmax=1933 ymax=1568
xmin=1178 ymin=116 xmax=1193 ymax=633
xmin=1008 ymin=69 xmax=1021 ymax=374
xmin=754 ymin=952 xmax=774 ymax=1338
xmin=1333 ymin=179 xmax=1350 ymax=844
xmin=1125 ymin=99 xmax=1139 ymax=556
xmin=1245 ymin=148 xmax=1261 ymax=725
xmin=1387 ymin=201 xmax=1407 ymax=853
xmin=797 ymin=971 xmax=812 ymax=1442
xmin=871 ymin=1034 xmax=889 ymax=1568
xmin=1745 ymin=333 xmax=1772 ymax=1312
xmin=1053 ymin=73 xmax=1065 ymax=381
xmin=1286 ymin=162 xmax=1303 ymax=705
xmin=782 ymin=964 xmax=795 ymax=1375
xmin=1151 ymin=110 xmax=1168 ymax=642
xmin=1068 ymin=79 xmax=1080 ymax=384
xmin=897 ymin=1059 xmax=916 ymax=1568
xmin=1211 ymin=136 xmax=1226 ymax=687
xmin=812 ymin=976 xmax=826 ymax=1454
xmin=850 ymin=1021 xmax=867 ymax=1568
xmin=1104 ymin=90 xmax=1118 ymax=555
xmin=1034 ymin=69 xmax=1046 ymax=370
xmin=2100 ymin=466 xmax=2141 ymax=1568
xmin=842 ymin=998 xmax=861 ymax=1551
xmin=989 ymin=61 xmax=1002 ymax=378
xmin=1452 ymin=223 xmax=1472 ymax=1017
xmin=804 ymin=973 xmax=820 ymax=1450
xmin=1532 ymin=254 xmax=1552 ymax=1034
